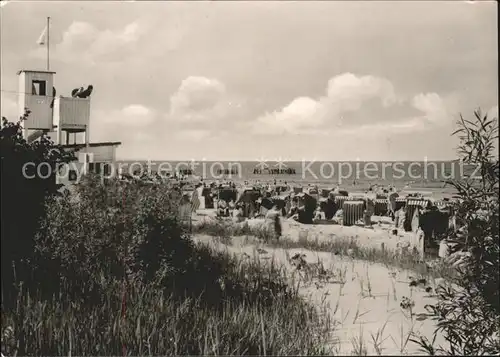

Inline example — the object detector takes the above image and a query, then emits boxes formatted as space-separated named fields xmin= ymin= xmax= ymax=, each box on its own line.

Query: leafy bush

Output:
xmin=2 ymin=243 xmax=331 ymax=356
xmin=1 ymin=115 xmax=332 ymax=355
xmin=1 ymin=112 xmax=75 ymax=308
xmin=413 ymin=108 xmax=500 ymax=355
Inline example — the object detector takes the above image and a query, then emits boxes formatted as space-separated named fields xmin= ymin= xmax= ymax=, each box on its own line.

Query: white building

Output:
xmin=17 ymin=69 xmax=121 ymax=185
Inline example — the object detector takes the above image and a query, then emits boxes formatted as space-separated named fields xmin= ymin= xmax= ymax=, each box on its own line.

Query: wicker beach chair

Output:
xmin=404 ymin=198 xmax=428 ymax=231
xmin=335 ymin=195 xmax=350 ymax=210
xmin=343 ymin=201 xmax=364 ymax=226
xmin=374 ymin=198 xmax=388 ymax=216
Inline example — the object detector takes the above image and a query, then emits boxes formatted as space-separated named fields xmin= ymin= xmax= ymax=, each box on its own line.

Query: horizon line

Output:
xmin=114 ymin=158 xmax=465 ymax=162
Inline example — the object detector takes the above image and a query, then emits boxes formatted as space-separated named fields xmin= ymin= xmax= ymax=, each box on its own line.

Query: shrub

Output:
xmin=412 ymin=108 xmax=500 ymax=355
xmin=1 ymin=113 xmax=75 ymax=309
xmin=2 ymin=245 xmax=331 ymax=355
xmin=2 ymin=172 xmax=332 ymax=355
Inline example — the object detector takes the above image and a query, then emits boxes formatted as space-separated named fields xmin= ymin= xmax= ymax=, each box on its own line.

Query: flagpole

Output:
xmin=46 ymin=17 xmax=50 ymax=71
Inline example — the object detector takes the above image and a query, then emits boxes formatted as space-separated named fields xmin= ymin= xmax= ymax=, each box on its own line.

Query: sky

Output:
xmin=1 ymin=0 xmax=498 ymax=161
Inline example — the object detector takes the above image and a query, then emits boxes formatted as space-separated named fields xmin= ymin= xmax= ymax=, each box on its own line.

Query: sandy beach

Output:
xmin=194 ymin=231 xmax=450 ymax=355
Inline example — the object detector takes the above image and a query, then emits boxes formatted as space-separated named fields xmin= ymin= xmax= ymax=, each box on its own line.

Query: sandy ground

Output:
xmin=194 ymin=233 xmax=449 ymax=355
xmin=194 ymin=209 xmax=421 ymax=253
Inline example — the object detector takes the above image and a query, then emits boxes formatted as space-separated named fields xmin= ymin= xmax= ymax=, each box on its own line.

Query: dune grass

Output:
xmin=1 ymin=243 xmax=333 ymax=356
xmin=1 ymin=178 xmax=334 ymax=356
xmin=194 ymin=219 xmax=456 ymax=281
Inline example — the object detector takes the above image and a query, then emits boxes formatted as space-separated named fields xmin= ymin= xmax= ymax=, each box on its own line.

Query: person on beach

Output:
xmin=395 ymin=205 xmax=406 ymax=230
xmin=284 ymin=195 xmax=292 ymax=215
xmin=388 ymin=188 xmax=399 ymax=221
xmin=297 ymin=200 xmax=314 ymax=224
xmin=364 ymin=195 xmax=375 ymax=227
xmin=178 ymin=194 xmax=193 ymax=231
xmin=265 ymin=204 xmax=282 ymax=240
xmin=332 ymin=208 xmax=343 ymax=224
xmin=217 ymin=198 xmax=229 ymax=217
xmin=287 ymin=196 xmax=299 ymax=218
xmin=232 ymin=203 xmax=245 ymax=223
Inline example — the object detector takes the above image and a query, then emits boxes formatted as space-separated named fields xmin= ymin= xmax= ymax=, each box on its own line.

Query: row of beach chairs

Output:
xmin=337 ymin=196 xmax=446 ymax=231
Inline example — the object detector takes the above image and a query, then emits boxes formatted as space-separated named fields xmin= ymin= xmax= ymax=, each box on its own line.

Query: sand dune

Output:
xmin=194 ymin=234 xmax=449 ymax=355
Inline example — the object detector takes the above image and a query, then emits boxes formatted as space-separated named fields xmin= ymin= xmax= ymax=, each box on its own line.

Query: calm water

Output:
xmin=115 ymin=160 xmax=478 ymax=187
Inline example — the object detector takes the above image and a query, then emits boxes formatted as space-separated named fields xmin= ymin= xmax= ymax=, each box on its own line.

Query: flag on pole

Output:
xmin=37 ymin=25 xmax=48 ymax=45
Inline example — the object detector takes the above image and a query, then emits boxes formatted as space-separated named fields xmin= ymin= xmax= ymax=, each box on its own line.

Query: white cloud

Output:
xmin=89 ymin=104 xmax=155 ymax=143
xmin=325 ymin=73 xmax=398 ymax=111
xmin=253 ymin=73 xmax=399 ymax=135
xmin=254 ymin=97 xmax=326 ymax=135
xmin=170 ymin=76 xmax=226 ymax=115
xmin=32 ymin=21 xmax=145 ymax=64
xmin=253 ymin=73 xmax=459 ymax=136
xmin=122 ymin=104 xmax=151 ymax=117
xmin=167 ymin=76 xmax=243 ymax=125
xmin=337 ymin=117 xmax=426 ymax=136
xmin=411 ymin=92 xmax=451 ymax=125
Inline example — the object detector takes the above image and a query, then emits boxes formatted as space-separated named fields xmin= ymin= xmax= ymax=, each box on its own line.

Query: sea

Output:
xmin=113 ymin=160 xmax=478 ymax=189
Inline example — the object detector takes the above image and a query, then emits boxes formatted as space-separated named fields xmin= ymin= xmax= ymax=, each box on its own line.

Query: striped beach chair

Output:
xmin=395 ymin=197 xmax=406 ymax=211
xmin=374 ymin=198 xmax=388 ymax=216
xmin=405 ymin=198 xmax=428 ymax=232
xmin=343 ymin=201 xmax=364 ymax=226
xmin=334 ymin=196 xmax=349 ymax=210
xmin=434 ymin=199 xmax=451 ymax=210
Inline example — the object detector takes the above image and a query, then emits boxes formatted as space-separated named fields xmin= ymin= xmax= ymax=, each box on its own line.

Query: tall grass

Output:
xmin=2 ymin=244 xmax=331 ymax=355
xmin=1 ymin=177 xmax=333 ymax=355
xmin=195 ymin=219 xmax=456 ymax=281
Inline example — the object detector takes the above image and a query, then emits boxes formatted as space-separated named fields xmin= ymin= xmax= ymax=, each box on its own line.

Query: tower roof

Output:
xmin=17 ymin=69 xmax=56 ymax=75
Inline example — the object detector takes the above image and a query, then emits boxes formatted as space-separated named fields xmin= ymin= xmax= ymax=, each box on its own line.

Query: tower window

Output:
xmin=32 ymin=80 xmax=47 ymax=96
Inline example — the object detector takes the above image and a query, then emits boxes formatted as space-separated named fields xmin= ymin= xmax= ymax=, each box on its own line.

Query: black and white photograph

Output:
xmin=1 ymin=0 xmax=498 ymax=355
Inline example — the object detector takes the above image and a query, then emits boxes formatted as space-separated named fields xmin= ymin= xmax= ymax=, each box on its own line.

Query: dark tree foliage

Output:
xmin=1 ymin=110 xmax=75 ymax=308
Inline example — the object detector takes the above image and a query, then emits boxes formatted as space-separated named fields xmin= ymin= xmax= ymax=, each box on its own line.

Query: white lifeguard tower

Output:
xmin=18 ymin=70 xmax=57 ymax=136
xmin=17 ymin=69 xmax=121 ymax=185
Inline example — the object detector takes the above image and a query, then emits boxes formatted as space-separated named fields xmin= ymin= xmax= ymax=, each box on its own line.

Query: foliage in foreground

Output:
xmin=1 ymin=146 xmax=331 ymax=356
xmin=412 ymin=108 xmax=500 ymax=355
xmin=2 ymin=242 xmax=331 ymax=355
xmin=1 ymin=112 xmax=75 ymax=308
